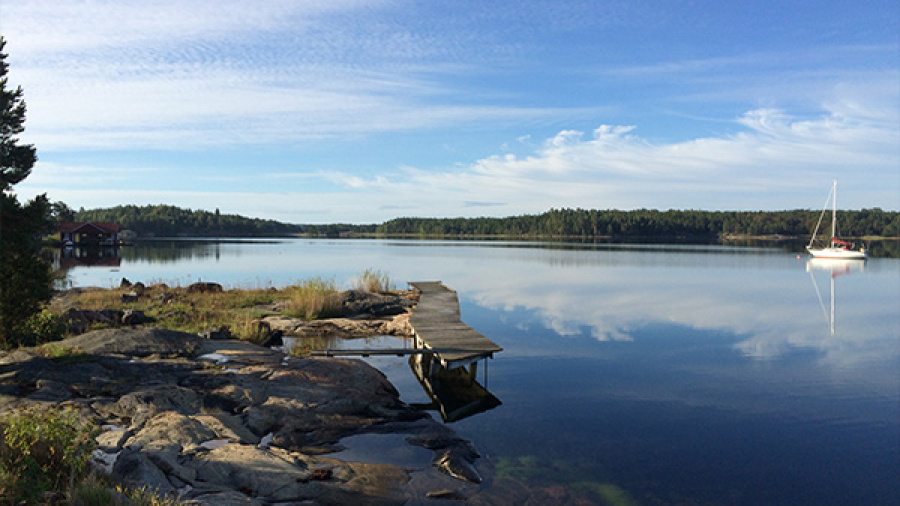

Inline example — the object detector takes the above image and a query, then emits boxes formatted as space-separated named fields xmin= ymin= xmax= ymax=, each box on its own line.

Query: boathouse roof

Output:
xmin=59 ymin=222 xmax=121 ymax=234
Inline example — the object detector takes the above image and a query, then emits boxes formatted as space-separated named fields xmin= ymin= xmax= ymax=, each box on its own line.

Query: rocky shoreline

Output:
xmin=1 ymin=289 xmax=486 ymax=505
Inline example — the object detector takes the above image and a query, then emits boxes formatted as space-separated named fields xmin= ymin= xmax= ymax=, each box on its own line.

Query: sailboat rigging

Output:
xmin=806 ymin=181 xmax=867 ymax=260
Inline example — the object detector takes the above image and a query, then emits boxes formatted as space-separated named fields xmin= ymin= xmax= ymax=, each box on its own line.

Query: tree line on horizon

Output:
xmin=63 ymin=204 xmax=304 ymax=237
xmin=56 ymin=203 xmax=900 ymax=239
xmin=373 ymin=207 xmax=900 ymax=239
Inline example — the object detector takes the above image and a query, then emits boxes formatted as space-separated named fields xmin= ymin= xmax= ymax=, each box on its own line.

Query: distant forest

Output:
xmin=374 ymin=208 xmax=900 ymax=239
xmin=72 ymin=204 xmax=303 ymax=237
xmin=63 ymin=204 xmax=899 ymax=239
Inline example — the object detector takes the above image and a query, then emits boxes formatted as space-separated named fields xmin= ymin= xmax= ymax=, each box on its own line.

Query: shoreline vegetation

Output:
xmin=48 ymin=269 xmax=402 ymax=345
xmin=61 ymin=204 xmax=900 ymax=241
xmin=3 ymin=271 xmax=494 ymax=504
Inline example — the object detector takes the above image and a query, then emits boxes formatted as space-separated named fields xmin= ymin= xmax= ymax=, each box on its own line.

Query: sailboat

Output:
xmin=806 ymin=181 xmax=867 ymax=260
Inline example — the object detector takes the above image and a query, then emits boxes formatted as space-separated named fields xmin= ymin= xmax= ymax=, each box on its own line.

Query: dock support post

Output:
xmin=466 ymin=361 xmax=478 ymax=381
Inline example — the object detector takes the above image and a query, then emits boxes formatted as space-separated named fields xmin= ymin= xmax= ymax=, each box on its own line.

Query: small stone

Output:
xmin=311 ymin=468 xmax=333 ymax=481
xmin=200 ymin=326 xmax=232 ymax=340
xmin=426 ymin=489 xmax=468 ymax=500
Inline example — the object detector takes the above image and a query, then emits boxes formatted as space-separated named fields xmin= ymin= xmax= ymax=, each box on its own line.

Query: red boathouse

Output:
xmin=59 ymin=222 xmax=121 ymax=246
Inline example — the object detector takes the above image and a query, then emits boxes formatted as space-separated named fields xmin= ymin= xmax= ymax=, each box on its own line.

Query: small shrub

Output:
xmin=16 ymin=309 xmax=66 ymax=347
xmin=68 ymin=473 xmax=117 ymax=505
xmin=0 ymin=407 xmax=97 ymax=504
xmin=353 ymin=268 xmax=393 ymax=293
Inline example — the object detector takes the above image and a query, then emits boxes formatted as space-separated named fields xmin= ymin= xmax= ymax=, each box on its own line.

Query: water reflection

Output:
xmin=806 ymin=258 xmax=865 ymax=334
xmin=57 ymin=246 xmax=122 ymax=269
xmin=282 ymin=335 xmax=501 ymax=423
xmin=408 ymin=354 xmax=501 ymax=423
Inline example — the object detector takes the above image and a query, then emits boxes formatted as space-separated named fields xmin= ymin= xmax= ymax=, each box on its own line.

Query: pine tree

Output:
xmin=0 ymin=36 xmax=53 ymax=348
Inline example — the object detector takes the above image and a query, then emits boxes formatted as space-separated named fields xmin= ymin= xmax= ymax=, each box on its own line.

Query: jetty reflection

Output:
xmin=289 ymin=334 xmax=502 ymax=423
xmin=806 ymin=258 xmax=864 ymax=334
xmin=408 ymin=353 xmax=501 ymax=423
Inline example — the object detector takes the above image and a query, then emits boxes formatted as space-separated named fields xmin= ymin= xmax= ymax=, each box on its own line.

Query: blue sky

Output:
xmin=3 ymin=0 xmax=898 ymax=223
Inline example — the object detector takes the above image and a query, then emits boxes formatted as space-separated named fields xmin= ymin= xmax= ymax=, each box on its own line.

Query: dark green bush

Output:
xmin=17 ymin=309 xmax=66 ymax=347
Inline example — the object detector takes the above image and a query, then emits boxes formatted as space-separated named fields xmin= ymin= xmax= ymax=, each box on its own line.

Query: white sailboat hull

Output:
xmin=806 ymin=246 xmax=867 ymax=260
xmin=806 ymin=181 xmax=867 ymax=260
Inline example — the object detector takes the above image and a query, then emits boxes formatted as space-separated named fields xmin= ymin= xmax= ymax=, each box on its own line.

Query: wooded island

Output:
xmin=60 ymin=203 xmax=900 ymax=240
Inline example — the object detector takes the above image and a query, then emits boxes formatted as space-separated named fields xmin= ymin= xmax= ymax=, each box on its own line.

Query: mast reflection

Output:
xmin=806 ymin=258 xmax=864 ymax=334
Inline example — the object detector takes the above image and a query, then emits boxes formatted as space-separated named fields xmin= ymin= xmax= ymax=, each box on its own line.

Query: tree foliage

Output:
xmin=64 ymin=204 xmax=899 ymax=242
xmin=0 ymin=36 xmax=53 ymax=349
xmin=75 ymin=204 xmax=304 ymax=237
xmin=375 ymin=207 xmax=900 ymax=239
xmin=0 ymin=39 xmax=36 ymax=192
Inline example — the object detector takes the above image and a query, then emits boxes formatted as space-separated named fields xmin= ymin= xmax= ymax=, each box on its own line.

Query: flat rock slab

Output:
xmin=58 ymin=327 xmax=202 ymax=357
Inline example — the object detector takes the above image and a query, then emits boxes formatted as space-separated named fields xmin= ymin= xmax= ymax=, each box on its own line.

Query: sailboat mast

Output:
xmin=831 ymin=180 xmax=837 ymax=243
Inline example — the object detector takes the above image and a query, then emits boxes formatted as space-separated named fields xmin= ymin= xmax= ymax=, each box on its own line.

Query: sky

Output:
xmin=2 ymin=0 xmax=898 ymax=224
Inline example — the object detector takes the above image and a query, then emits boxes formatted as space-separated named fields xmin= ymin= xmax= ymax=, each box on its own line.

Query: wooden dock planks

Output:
xmin=408 ymin=281 xmax=502 ymax=369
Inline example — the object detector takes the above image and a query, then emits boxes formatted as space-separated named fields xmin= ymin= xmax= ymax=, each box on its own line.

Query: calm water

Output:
xmin=60 ymin=239 xmax=899 ymax=505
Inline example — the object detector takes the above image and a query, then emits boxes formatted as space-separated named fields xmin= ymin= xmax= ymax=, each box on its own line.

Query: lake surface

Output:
xmin=59 ymin=239 xmax=899 ymax=505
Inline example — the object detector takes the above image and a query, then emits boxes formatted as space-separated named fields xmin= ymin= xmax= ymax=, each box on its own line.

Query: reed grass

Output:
xmin=353 ymin=268 xmax=394 ymax=293
xmin=282 ymin=277 xmax=342 ymax=320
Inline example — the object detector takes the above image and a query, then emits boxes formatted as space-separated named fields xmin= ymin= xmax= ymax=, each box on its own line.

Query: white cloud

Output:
xmin=4 ymin=1 xmax=898 ymax=218
xmin=21 ymin=97 xmax=898 ymax=223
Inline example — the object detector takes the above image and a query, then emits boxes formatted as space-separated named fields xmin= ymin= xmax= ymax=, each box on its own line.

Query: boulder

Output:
xmin=122 ymin=309 xmax=147 ymax=325
xmin=121 ymin=292 xmax=140 ymax=303
xmin=62 ymin=308 xmax=123 ymax=334
xmin=246 ymin=319 xmax=282 ymax=347
xmin=433 ymin=447 xmax=482 ymax=484
xmin=187 ymin=282 xmax=224 ymax=294
xmin=60 ymin=327 xmax=201 ymax=357
xmin=189 ymin=444 xmax=311 ymax=500
xmin=341 ymin=290 xmax=413 ymax=317
xmin=262 ymin=315 xmax=412 ymax=338
xmin=113 ymin=448 xmax=175 ymax=495
xmin=126 ymin=411 xmax=217 ymax=451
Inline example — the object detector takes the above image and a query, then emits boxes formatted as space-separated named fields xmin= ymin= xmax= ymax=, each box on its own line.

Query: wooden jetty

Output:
xmin=311 ymin=281 xmax=502 ymax=371
xmin=407 ymin=281 xmax=502 ymax=370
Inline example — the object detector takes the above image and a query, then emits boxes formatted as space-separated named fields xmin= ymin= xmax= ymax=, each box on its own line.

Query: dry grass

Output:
xmin=352 ymin=268 xmax=394 ymax=293
xmin=282 ymin=278 xmax=342 ymax=320
xmin=50 ymin=270 xmax=396 ymax=340
xmin=50 ymin=280 xmax=340 ymax=340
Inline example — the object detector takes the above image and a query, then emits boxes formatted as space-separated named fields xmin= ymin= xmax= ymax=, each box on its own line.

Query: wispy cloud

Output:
xmin=5 ymin=0 xmax=584 ymax=151
xmin=23 ymin=96 xmax=897 ymax=221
